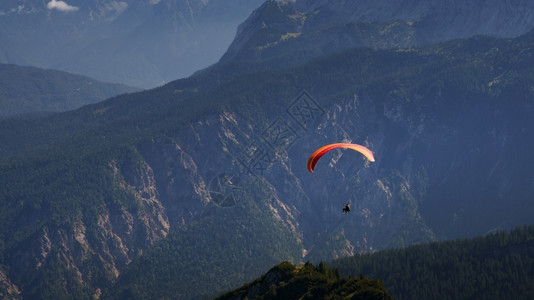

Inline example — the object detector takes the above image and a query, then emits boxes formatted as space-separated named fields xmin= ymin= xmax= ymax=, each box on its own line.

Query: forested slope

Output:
xmin=215 ymin=261 xmax=391 ymax=300
xmin=0 ymin=64 xmax=138 ymax=118
xmin=331 ymin=226 xmax=534 ymax=300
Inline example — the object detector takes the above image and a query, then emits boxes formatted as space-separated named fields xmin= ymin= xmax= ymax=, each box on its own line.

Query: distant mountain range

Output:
xmin=0 ymin=63 xmax=138 ymax=118
xmin=5 ymin=0 xmax=533 ymax=89
xmin=0 ymin=0 xmax=265 ymax=88
xmin=1 ymin=0 xmax=534 ymax=299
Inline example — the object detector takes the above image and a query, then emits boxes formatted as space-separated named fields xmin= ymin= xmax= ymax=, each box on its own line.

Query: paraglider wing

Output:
xmin=307 ymin=143 xmax=375 ymax=173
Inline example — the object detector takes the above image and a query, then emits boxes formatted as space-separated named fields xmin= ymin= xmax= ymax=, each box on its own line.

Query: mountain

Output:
xmin=2 ymin=1 xmax=534 ymax=299
xmin=214 ymin=261 xmax=392 ymax=300
xmin=103 ymin=32 xmax=534 ymax=298
xmin=0 ymin=0 xmax=265 ymax=88
xmin=0 ymin=63 xmax=139 ymax=119
xmin=330 ymin=225 xmax=534 ymax=300
xmin=220 ymin=0 xmax=534 ymax=72
xmin=2 ymin=28 xmax=534 ymax=298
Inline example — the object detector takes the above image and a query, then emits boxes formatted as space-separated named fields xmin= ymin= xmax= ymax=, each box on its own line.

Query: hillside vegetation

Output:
xmin=0 ymin=64 xmax=138 ymax=118
xmin=331 ymin=225 xmax=534 ymax=300
xmin=215 ymin=261 xmax=391 ymax=300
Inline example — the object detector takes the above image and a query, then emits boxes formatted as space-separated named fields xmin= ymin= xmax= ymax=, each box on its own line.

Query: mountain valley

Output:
xmin=1 ymin=0 xmax=534 ymax=299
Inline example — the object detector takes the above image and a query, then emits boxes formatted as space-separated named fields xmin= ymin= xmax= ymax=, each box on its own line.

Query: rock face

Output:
xmin=0 ymin=268 xmax=19 ymax=299
xmin=3 ymin=154 xmax=173 ymax=298
xmin=107 ymin=90 xmax=434 ymax=265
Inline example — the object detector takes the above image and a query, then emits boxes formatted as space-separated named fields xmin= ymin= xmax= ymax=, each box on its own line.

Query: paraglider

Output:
xmin=307 ymin=143 xmax=375 ymax=173
xmin=342 ymin=203 xmax=351 ymax=213
xmin=307 ymin=142 xmax=375 ymax=214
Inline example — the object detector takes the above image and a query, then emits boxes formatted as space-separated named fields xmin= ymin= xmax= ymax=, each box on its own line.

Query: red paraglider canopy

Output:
xmin=307 ymin=143 xmax=375 ymax=173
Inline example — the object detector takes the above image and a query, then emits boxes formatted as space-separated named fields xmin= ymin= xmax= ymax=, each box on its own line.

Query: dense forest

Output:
xmin=330 ymin=225 xmax=534 ymax=300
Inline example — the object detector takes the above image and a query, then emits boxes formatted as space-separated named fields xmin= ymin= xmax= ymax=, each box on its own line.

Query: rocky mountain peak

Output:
xmin=221 ymin=0 xmax=301 ymax=61
xmin=222 ymin=0 xmax=534 ymax=64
